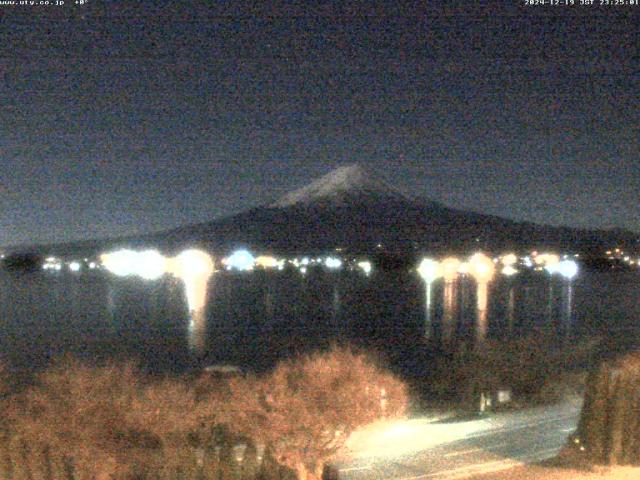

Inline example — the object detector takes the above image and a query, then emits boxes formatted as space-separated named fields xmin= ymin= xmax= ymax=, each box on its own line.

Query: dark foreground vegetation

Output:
xmin=0 ymin=346 xmax=407 ymax=480
xmin=573 ymin=350 xmax=640 ymax=466
xmin=402 ymin=331 xmax=597 ymax=412
xmin=0 ymin=332 xmax=602 ymax=480
xmin=468 ymin=349 xmax=640 ymax=479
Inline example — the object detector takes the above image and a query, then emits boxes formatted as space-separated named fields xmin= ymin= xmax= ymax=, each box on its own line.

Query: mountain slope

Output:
xmin=270 ymin=164 xmax=409 ymax=208
xmin=153 ymin=164 xmax=637 ymax=255
xmin=15 ymin=164 xmax=638 ymax=257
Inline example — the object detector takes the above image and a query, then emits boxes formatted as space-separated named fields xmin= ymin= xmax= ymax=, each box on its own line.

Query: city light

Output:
xmin=441 ymin=257 xmax=461 ymax=282
xmin=357 ymin=260 xmax=372 ymax=276
xmin=417 ymin=258 xmax=441 ymax=283
xmin=43 ymin=256 xmax=63 ymax=271
xmin=501 ymin=253 xmax=518 ymax=266
xmin=101 ymin=249 xmax=136 ymax=276
xmin=325 ymin=257 xmax=342 ymax=269
xmin=100 ymin=249 xmax=166 ymax=280
xmin=501 ymin=265 xmax=519 ymax=276
xmin=468 ymin=252 xmax=495 ymax=285
xmin=223 ymin=249 xmax=255 ymax=271
xmin=68 ymin=261 xmax=81 ymax=272
xmin=101 ymin=248 xmax=215 ymax=315
xmin=137 ymin=250 xmax=168 ymax=280
xmin=557 ymin=259 xmax=579 ymax=339
xmin=417 ymin=258 xmax=441 ymax=340
xmin=557 ymin=259 xmax=578 ymax=280
xmin=255 ymin=255 xmax=280 ymax=269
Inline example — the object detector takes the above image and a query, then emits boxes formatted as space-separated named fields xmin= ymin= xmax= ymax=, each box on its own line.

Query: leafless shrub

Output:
xmin=6 ymin=356 xmax=212 ymax=479
xmin=575 ymin=351 xmax=640 ymax=466
xmin=2 ymin=346 xmax=408 ymax=480
xmin=199 ymin=344 xmax=408 ymax=480
xmin=434 ymin=334 xmax=595 ymax=407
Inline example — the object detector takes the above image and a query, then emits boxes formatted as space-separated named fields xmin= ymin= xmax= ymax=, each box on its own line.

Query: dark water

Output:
xmin=0 ymin=267 xmax=639 ymax=376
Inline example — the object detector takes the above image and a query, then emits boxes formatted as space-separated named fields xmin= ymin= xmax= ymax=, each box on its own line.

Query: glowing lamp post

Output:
xmin=468 ymin=253 xmax=495 ymax=348
xmin=441 ymin=257 xmax=461 ymax=345
xmin=557 ymin=260 xmax=578 ymax=339
xmin=417 ymin=258 xmax=442 ymax=340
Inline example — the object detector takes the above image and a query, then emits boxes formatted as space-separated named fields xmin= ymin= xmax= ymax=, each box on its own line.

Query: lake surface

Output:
xmin=1 ymin=267 xmax=639 ymax=376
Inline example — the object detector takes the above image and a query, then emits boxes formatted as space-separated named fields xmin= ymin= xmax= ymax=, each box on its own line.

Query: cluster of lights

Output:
xmin=356 ymin=260 xmax=372 ymax=276
xmin=68 ymin=261 xmax=81 ymax=272
xmin=417 ymin=254 xmax=496 ymax=284
xmin=325 ymin=257 xmax=342 ymax=269
xmin=101 ymin=249 xmax=166 ymax=280
xmin=290 ymin=257 xmax=313 ymax=268
xmin=217 ymin=250 xmax=374 ymax=276
xmin=416 ymin=250 xmax=581 ymax=282
xmin=528 ymin=251 xmax=579 ymax=279
xmin=42 ymin=256 xmax=98 ymax=273
xmin=101 ymin=248 xmax=214 ymax=313
xmin=43 ymin=256 xmax=63 ymax=271
xmin=502 ymin=265 xmax=518 ymax=276
xmin=605 ymin=247 xmax=640 ymax=267
xmin=12 ymin=246 xmax=495 ymax=279
xmin=255 ymin=255 xmax=284 ymax=270
xmin=497 ymin=250 xmax=583 ymax=278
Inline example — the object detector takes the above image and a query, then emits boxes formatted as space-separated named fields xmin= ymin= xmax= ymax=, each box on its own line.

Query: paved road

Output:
xmin=337 ymin=400 xmax=581 ymax=480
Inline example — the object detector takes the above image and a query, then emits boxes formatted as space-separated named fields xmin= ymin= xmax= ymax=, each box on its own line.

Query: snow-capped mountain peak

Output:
xmin=270 ymin=164 xmax=407 ymax=208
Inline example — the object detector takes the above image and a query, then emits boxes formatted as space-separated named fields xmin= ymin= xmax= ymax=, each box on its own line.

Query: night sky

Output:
xmin=1 ymin=1 xmax=638 ymax=247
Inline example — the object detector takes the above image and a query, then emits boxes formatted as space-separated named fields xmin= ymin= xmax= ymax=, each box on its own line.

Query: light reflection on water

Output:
xmin=0 ymin=268 xmax=639 ymax=374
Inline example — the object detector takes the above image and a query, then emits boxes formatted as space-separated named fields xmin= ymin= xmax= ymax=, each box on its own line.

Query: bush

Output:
xmin=575 ymin=351 xmax=640 ymax=466
xmin=1 ymin=346 xmax=408 ymax=480
xmin=428 ymin=334 xmax=595 ymax=408
xmin=6 ymin=357 xmax=212 ymax=479
xmin=199 ymin=344 xmax=408 ymax=480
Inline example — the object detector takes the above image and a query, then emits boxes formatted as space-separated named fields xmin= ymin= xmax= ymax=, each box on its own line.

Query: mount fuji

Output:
xmin=17 ymin=164 xmax=638 ymax=258
xmin=269 ymin=164 xmax=409 ymax=208
xmin=150 ymin=163 xmax=636 ymax=256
